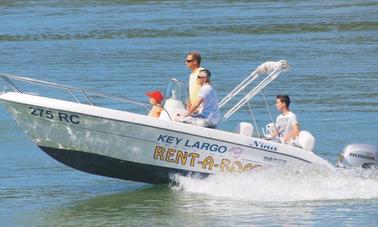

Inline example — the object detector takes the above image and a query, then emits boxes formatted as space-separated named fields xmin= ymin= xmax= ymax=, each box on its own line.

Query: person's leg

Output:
xmin=204 ymin=120 xmax=216 ymax=128
xmin=181 ymin=115 xmax=208 ymax=127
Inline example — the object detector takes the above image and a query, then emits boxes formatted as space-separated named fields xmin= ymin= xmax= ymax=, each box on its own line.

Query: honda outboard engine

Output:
xmin=336 ymin=144 xmax=378 ymax=169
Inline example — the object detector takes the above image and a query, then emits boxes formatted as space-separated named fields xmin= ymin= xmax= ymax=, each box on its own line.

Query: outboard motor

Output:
xmin=336 ymin=144 xmax=378 ymax=169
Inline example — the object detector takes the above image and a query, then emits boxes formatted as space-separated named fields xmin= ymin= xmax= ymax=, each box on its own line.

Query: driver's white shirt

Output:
xmin=275 ymin=111 xmax=298 ymax=138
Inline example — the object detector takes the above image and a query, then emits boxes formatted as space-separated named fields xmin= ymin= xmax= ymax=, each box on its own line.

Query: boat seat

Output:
xmin=296 ymin=130 xmax=316 ymax=151
xmin=237 ymin=122 xmax=253 ymax=137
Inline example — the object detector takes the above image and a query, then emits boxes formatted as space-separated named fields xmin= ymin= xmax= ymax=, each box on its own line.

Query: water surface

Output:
xmin=1 ymin=1 xmax=378 ymax=226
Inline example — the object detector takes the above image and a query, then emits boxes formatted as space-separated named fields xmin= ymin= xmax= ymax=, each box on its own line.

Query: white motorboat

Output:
xmin=0 ymin=60 xmax=376 ymax=184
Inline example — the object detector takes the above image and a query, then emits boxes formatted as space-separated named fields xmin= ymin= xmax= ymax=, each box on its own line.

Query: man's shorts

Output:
xmin=181 ymin=114 xmax=216 ymax=128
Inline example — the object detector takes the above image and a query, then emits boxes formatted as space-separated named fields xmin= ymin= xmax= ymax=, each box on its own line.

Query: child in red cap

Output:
xmin=146 ymin=90 xmax=164 ymax=118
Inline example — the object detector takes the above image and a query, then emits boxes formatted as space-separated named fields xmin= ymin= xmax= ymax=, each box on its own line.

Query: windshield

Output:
xmin=164 ymin=78 xmax=188 ymax=104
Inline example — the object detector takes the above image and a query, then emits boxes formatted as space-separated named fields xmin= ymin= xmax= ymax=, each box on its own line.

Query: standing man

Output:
xmin=185 ymin=51 xmax=204 ymax=109
xmin=271 ymin=95 xmax=300 ymax=143
xmin=182 ymin=69 xmax=220 ymax=128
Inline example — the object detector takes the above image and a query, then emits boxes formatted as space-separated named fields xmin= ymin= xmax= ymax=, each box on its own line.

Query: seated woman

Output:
xmin=146 ymin=90 xmax=164 ymax=118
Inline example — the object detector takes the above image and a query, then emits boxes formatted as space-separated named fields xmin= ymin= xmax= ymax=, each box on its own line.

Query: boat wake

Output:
xmin=171 ymin=164 xmax=378 ymax=202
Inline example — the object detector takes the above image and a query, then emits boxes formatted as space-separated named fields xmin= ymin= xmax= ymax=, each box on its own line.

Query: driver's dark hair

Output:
xmin=277 ymin=94 xmax=290 ymax=107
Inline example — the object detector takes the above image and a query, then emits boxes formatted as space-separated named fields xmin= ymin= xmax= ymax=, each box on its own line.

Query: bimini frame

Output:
xmin=219 ymin=60 xmax=289 ymax=120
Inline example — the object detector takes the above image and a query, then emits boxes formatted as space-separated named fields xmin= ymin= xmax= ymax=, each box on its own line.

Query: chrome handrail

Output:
xmin=168 ymin=77 xmax=187 ymax=88
xmin=0 ymin=74 xmax=171 ymax=117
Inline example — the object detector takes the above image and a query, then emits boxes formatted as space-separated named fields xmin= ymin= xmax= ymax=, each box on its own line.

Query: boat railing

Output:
xmin=167 ymin=77 xmax=187 ymax=87
xmin=220 ymin=60 xmax=289 ymax=120
xmin=0 ymin=74 xmax=173 ymax=120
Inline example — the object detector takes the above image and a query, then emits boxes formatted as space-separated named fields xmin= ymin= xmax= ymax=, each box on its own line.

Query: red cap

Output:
xmin=146 ymin=90 xmax=164 ymax=104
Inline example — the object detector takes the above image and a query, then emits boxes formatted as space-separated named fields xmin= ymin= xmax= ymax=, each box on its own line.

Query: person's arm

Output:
xmin=271 ymin=129 xmax=278 ymax=138
xmin=184 ymin=97 xmax=204 ymax=117
xmin=148 ymin=106 xmax=162 ymax=118
xmin=186 ymin=99 xmax=192 ymax=110
xmin=282 ymin=123 xmax=300 ymax=143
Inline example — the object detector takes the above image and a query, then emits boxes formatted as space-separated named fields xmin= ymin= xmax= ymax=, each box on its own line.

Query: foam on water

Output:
xmin=172 ymin=165 xmax=378 ymax=202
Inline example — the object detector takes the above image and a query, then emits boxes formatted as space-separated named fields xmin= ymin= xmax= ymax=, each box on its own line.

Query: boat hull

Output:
xmin=39 ymin=146 xmax=206 ymax=184
xmin=0 ymin=92 xmax=334 ymax=184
